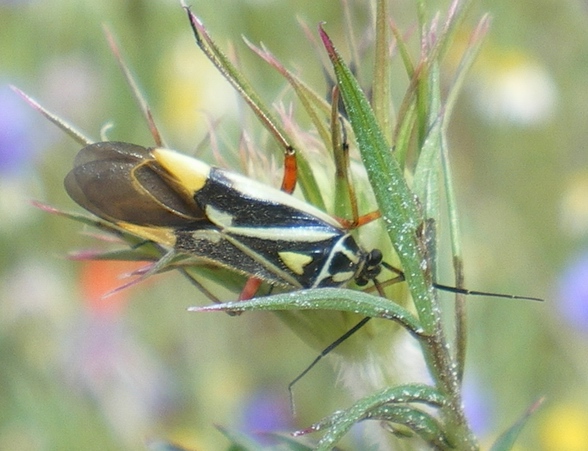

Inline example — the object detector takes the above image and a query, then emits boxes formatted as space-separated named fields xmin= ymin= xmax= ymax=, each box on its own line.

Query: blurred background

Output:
xmin=2 ymin=0 xmax=588 ymax=449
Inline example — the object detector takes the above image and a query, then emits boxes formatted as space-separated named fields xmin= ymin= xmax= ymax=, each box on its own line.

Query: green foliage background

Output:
xmin=1 ymin=0 xmax=586 ymax=449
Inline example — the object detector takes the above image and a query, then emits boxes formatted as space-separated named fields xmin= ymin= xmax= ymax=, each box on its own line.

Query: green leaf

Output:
xmin=189 ymin=287 xmax=423 ymax=336
xmin=490 ymin=398 xmax=545 ymax=451
xmin=318 ymin=25 xmax=437 ymax=330
xmin=217 ymin=426 xmax=316 ymax=451
xmin=182 ymin=6 xmax=324 ymax=209
xmin=294 ymin=384 xmax=447 ymax=450
xmin=365 ymin=405 xmax=450 ymax=449
xmin=216 ymin=425 xmax=261 ymax=451
xmin=413 ymin=115 xmax=442 ymax=225
xmin=33 ymin=201 xmax=121 ymax=232
xmin=104 ymin=27 xmax=166 ymax=148
xmin=245 ymin=39 xmax=333 ymax=151
xmin=412 ymin=62 xmax=443 ymax=275
xmin=68 ymin=248 xmax=159 ymax=262
xmin=372 ymin=0 xmax=393 ymax=144
xmin=261 ymin=432 xmax=316 ymax=450
xmin=11 ymin=86 xmax=93 ymax=145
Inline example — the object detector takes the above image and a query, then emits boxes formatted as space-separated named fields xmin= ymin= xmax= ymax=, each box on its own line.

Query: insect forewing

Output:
xmin=64 ymin=142 xmax=205 ymax=227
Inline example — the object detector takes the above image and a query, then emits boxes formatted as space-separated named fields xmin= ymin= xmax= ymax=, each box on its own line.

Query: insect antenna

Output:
xmin=287 ymin=275 xmax=399 ymax=414
xmin=288 ymin=264 xmax=543 ymax=412
xmin=379 ymin=261 xmax=544 ymax=302
xmin=288 ymin=315 xmax=372 ymax=415
xmin=430 ymin=283 xmax=543 ymax=302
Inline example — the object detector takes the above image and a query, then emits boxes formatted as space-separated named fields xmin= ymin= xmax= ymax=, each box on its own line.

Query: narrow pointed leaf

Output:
xmin=390 ymin=21 xmax=416 ymax=79
xmin=182 ymin=6 xmax=324 ymax=209
xmin=103 ymin=26 xmax=166 ymax=147
xmin=68 ymin=248 xmax=158 ymax=262
xmin=11 ymin=86 xmax=93 ymax=145
xmin=490 ymin=398 xmax=544 ymax=451
xmin=318 ymin=26 xmax=436 ymax=328
xmin=373 ymin=0 xmax=393 ymax=143
xmin=413 ymin=117 xmax=442 ymax=223
xmin=295 ymin=384 xmax=447 ymax=450
xmin=365 ymin=405 xmax=450 ymax=449
xmin=216 ymin=425 xmax=263 ymax=451
xmin=245 ymin=39 xmax=333 ymax=149
xmin=189 ymin=287 xmax=423 ymax=336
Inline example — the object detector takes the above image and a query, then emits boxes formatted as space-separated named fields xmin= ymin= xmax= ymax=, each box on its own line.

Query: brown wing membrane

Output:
xmin=64 ymin=142 xmax=206 ymax=226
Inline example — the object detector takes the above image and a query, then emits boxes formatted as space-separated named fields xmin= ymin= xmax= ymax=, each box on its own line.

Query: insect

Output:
xmin=65 ymin=140 xmax=541 ymax=304
xmin=54 ymin=6 xmax=543 ymax=402
xmin=64 ymin=140 xmax=384 ymax=294
xmin=64 ymin=139 xmax=543 ymax=406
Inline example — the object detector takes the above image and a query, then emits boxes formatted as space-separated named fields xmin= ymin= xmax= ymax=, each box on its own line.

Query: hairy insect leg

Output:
xmin=330 ymin=90 xmax=381 ymax=229
xmin=287 ymin=107 xmax=392 ymax=406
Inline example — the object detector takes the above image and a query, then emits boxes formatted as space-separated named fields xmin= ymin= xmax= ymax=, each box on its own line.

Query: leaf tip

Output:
xmin=31 ymin=200 xmax=59 ymax=214
xmin=187 ymin=304 xmax=224 ymax=312
xmin=319 ymin=22 xmax=338 ymax=59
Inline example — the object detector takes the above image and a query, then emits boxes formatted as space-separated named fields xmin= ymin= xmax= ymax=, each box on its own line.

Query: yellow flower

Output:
xmin=539 ymin=403 xmax=588 ymax=451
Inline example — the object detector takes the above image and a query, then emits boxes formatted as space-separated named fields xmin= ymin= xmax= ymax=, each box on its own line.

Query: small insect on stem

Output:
xmin=287 ymin=269 xmax=543 ymax=412
xmin=24 ymin=4 xmax=544 ymax=417
xmin=63 ymin=141 xmax=385 ymax=293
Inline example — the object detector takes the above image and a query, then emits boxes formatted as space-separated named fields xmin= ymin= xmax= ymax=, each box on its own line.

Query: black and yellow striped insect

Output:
xmin=64 ymin=141 xmax=384 ymax=296
xmin=57 ymin=7 xmax=544 ymax=398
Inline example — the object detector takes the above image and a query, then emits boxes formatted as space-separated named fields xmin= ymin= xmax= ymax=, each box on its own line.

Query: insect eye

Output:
xmin=355 ymin=277 xmax=369 ymax=286
xmin=364 ymin=250 xmax=383 ymax=278
xmin=353 ymin=249 xmax=384 ymax=287
xmin=368 ymin=249 xmax=383 ymax=266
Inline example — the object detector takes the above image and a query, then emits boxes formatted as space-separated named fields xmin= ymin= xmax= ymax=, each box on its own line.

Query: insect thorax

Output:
xmin=311 ymin=234 xmax=371 ymax=288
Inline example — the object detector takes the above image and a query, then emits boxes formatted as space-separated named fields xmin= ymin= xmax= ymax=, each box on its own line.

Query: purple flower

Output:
xmin=557 ymin=252 xmax=588 ymax=332
xmin=238 ymin=389 xmax=292 ymax=443
xmin=0 ymin=84 xmax=37 ymax=176
xmin=462 ymin=376 xmax=494 ymax=437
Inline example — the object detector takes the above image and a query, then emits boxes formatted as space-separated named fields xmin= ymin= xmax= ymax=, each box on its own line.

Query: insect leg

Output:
xmin=280 ymin=145 xmax=298 ymax=194
xmin=238 ymin=123 xmax=297 ymax=301
xmin=330 ymin=91 xmax=381 ymax=229
xmin=288 ymin=105 xmax=390 ymax=401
